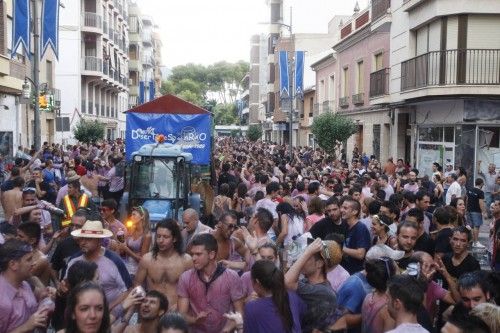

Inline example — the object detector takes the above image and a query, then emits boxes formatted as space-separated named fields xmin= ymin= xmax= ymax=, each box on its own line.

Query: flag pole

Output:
xmin=33 ymin=0 xmax=41 ymax=150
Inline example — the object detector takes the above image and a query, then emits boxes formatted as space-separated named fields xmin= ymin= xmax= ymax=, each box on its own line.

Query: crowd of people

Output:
xmin=0 ymin=137 xmax=499 ymax=333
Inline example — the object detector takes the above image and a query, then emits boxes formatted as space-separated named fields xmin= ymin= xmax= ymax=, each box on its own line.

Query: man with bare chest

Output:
xmin=213 ymin=212 xmax=251 ymax=271
xmin=134 ymin=219 xmax=192 ymax=310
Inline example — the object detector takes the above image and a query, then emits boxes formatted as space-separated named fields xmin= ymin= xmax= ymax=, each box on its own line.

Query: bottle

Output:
xmin=117 ymin=229 xmax=125 ymax=243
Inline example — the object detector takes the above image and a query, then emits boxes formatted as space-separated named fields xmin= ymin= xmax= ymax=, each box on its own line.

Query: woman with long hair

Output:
xmin=62 ymin=282 xmax=110 ymax=333
xmin=304 ymin=197 xmax=325 ymax=232
xmin=276 ymin=202 xmax=305 ymax=268
xmin=449 ymin=198 xmax=466 ymax=226
xmin=118 ymin=205 xmax=152 ymax=277
xmin=242 ymin=260 xmax=303 ymax=332
xmin=361 ymin=257 xmax=397 ymax=333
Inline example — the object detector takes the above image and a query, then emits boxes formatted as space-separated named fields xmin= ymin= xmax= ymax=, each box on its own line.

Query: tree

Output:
xmin=311 ymin=112 xmax=357 ymax=158
xmin=73 ymin=119 xmax=106 ymax=144
xmin=247 ymin=124 xmax=263 ymax=142
xmin=213 ymin=103 xmax=237 ymax=125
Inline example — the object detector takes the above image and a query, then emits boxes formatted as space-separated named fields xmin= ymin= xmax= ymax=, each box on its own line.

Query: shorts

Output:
xmin=467 ymin=211 xmax=483 ymax=228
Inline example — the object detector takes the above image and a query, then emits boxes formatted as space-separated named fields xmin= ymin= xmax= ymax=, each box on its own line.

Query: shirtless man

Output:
xmin=1 ymin=177 xmax=24 ymax=220
xmin=213 ymin=211 xmax=251 ymax=271
xmin=134 ymin=219 xmax=192 ymax=310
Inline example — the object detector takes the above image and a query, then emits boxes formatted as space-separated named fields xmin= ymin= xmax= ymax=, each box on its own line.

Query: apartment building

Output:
xmin=127 ymin=1 xmax=162 ymax=109
xmin=331 ymin=1 xmax=392 ymax=162
xmin=0 ymin=0 xmax=58 ymax=154
xmin=56 ymin=0 xmax=129 ymax=142
xmin=390 ymin=0 xmax=500 ymax=179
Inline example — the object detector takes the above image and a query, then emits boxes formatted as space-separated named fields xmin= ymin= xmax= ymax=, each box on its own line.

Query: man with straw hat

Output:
xmin=65 ymin=220 xmax=132 ymax=316
xmin=285 ymin=238 xmax=338 ymax=333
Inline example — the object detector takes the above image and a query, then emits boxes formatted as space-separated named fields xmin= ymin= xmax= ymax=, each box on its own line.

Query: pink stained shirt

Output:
xmin=0 ymin=275 xmax=38 ymax=333
xmin=425 ymin=280 xmax=447 ymax=317
xmin=177 ymin=266 xmax=244 ymax=333
xmin=326 ymin=264 xmax=351 ymax=292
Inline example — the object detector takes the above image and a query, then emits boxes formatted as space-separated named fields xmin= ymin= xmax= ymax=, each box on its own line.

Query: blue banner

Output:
xmin=125 ymin=113 xmax=212 ymax=165
xmin=11 ymin=0 xmax=30 ymax=59
xmin=139 ymin=81 xmax=145 ymax=104
xmin=41 ymin=0 xmax=60 ymax=59
xmin=149 ymin=80 xmax=155 ymax=102
xmin=295 ymin=51 xmax=305 ymax=100
xmin=279 ymin=50 xmax=289 ymax=97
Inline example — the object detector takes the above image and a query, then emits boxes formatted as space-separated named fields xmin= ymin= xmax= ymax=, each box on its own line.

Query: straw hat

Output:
xmin=71 ymin=220 xmax=113 ymax=238
xmin=65 ymin=170 xmax=80 ymax=182
xmin=320 ymin=240 xmax=343 ymax=268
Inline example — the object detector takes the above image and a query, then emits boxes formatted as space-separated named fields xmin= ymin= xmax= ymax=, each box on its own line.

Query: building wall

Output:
xmin=336 ymin=29 xmax=390 ymax=109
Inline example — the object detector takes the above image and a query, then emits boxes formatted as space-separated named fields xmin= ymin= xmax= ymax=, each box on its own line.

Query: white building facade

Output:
xmin=389 ymin=0 xmax=500 ymax=179
xmin=56 ymin=0 xmax=129 ymax=143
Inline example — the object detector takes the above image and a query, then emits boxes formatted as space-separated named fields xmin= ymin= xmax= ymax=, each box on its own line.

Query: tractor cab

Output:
xmin=128 ymin=142 xmax=197 ymax=225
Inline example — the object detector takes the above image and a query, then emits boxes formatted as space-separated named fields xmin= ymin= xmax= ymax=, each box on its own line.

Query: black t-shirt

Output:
xmin=415 ymin=232 xmax=435 ymax=256
xmin=26 ymin=179 xmax=56 ymax=204
xmin=466 ymin=187 xmax=484 ymax=213
xmin=309 ymin=216 xmax=347 ymax=240
xmin=50 ymin=236 xmax=81 ymax=278
xmin=435 ymin=227 xmax=453 ymax=255
xmin=442 ymin=252 xmax=480 ymax=281
xmin=397 ymin=255 xmax=412 ymax=270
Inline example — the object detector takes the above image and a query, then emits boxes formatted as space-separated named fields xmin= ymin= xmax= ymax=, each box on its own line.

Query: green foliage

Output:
xmin=73 ymin=119 xmax=106 ymax=144
xmin=311 ymin=112 xmax=357 ymax=158
xmin=161 ymin=61 xmax=250 ymax=113
xmin=247 ymin=124 xmax=263 ymax=142
xmin=214 ymin=103 xmax=237 ymax=125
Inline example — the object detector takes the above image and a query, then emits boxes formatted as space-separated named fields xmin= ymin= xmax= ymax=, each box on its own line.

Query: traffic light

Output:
xmin=39 ymin=95 xmax=48 ymax=109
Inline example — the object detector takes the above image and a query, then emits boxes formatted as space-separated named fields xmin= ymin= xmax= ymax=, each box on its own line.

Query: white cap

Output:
xmin=366 ymin=244 xmax=405 ymax=261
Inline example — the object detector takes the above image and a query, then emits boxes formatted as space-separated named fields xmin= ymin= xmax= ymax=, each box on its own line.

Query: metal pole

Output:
xmin=33 ymin=0 xmax=41 ymax=150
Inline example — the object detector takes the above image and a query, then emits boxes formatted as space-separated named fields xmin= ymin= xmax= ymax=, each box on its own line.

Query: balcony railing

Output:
xmin=339 ymin=96 xmax=349 ymax=108
xmin=372 ymin=0 xmax=391 ymax=22
xmin=370 ymin=68 xmax=390 ymax=97
xmin=401 ymin=49 xmax=500 ymax=91
xmin=83 ymin=12 xmax=102 ymax=29
xmin=141 ymin=32 xmax=152 ymax=44
xmin=82 ymin=56 xmax=103 ymax=72
xmin=352 ymin=93 xmax=365 ymax=105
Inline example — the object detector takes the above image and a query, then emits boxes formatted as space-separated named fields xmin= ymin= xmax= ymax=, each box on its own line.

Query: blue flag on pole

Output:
xmin=279 ymin=51 xmax=289 ymax=97
xmin=41 ymin=0 xmax=60 ymax=60
xmin=11 ymin=0 xmax=30 ymax=59
xmin=139 ymin=81 xmax=145 ymax=104
xmin=295 ymin=51 xmax=305 ymax=100
xmin=149 ymin=80 xmax=155 ymax=102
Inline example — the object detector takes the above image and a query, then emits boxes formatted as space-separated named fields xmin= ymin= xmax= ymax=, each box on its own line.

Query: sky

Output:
xmin=138 ymin=0 xmax=369 ymax=68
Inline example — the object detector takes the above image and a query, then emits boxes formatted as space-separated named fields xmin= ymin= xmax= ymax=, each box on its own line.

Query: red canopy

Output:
xmin=126 ymin=94 xmax=210 ymax=114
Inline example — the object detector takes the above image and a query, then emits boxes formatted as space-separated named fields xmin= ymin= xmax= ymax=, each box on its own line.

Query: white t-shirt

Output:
xmin=386 ymin=323 xmax=429 ymax=333
xmin=446 ymin=181 xmax=462 ymax=205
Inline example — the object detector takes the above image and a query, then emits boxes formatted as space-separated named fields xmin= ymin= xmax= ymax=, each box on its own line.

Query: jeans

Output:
xmin=467 ymin=211 xmax=483 ymax=228
xmin=485 ymin=192 xmax=493 ymax=217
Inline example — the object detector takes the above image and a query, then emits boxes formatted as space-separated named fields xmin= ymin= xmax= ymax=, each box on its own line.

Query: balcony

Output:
xmin=370 ymin=68 xmax=390 ymax=98
xmin=129 ymin=59 xmax=139 ymax=71
xmin=142 ymin=55 xmax=153 ymax=66
xmin=141 ymin=32 xmax=152 ymax=45
xmin=82 ymin=12 xmax=102 ymax=32
xmin=401 ymin=49 xmax=500 ymax=93
xmin=81 ymin=57 xmax=103 ymax=75
xmin=339 ymin=96 xmax=349 ymax=108
xmin=352 ymin=93 xmax=364 ymax=105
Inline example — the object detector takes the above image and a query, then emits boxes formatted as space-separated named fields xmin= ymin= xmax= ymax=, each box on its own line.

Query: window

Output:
xmin=374 ymin=53 xmax=383 ymax=71
xmin=319 ymin=80 xmax=325 ymax=101
xmin=342 ymin=67 xmax=349 ymax=97
xmin=356 ymin=61 xmax=364 ymax=93
xmin=309 ymin=96 xmax=313 ymax=116
xmin=329 ymin=75 xmax=335 ymax=100
xmin=46 ymin=60 xmax=53 ymax=88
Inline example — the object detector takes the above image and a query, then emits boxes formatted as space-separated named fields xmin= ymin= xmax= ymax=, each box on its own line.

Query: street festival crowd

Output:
xmin=0 ymin=137 xmax=500 ymax=333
